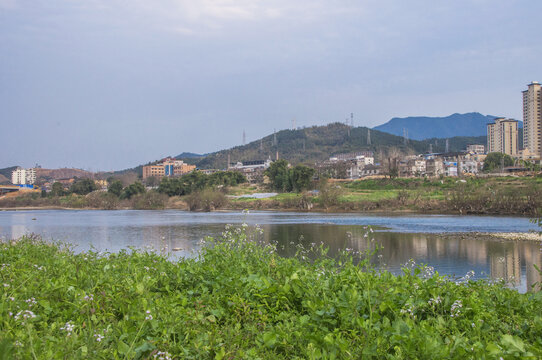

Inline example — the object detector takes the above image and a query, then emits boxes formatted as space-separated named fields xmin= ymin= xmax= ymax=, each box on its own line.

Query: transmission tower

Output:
xmin=403 ymin=128 xmax=409 ymax=145
xmin=367 ymin=129 xmax=371 ymax=145
xmin=351 ymin=113 xmax=354 ymax=127
xmin=242 ymin=130 xmax=246 ymax=145
xmin=445 ymin=139 xmax=449 ymax=153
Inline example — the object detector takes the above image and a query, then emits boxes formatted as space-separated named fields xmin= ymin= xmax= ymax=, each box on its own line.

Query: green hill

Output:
xmin=178 ymin=123 xmax=484 ymax=169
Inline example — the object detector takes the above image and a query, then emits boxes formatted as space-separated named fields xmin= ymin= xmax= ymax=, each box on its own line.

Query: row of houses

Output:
xmin=314 ymin=149 xmax=492 ymax=180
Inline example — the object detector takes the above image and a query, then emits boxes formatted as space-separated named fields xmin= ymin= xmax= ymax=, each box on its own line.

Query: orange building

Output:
xmin=142 ymin=158 xmax=196 ymax=179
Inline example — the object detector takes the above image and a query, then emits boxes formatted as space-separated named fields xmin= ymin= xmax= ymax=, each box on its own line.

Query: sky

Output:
xmin=1 ymin=0 xmax=541 ymax=171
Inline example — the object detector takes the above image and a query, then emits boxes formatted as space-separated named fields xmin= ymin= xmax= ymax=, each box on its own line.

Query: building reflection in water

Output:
xmin=262 ymin=223 xmax=542 ymax=292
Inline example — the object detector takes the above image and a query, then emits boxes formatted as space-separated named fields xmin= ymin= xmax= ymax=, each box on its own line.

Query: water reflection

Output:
xmin=0 ymin=210 xmax=540 ymax=292
xmin=262 ymin=224 xmax=541 ymax=292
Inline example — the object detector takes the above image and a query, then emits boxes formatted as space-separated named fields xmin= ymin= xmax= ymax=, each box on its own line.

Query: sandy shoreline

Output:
xmin=438 ymin=232 xmax=542 ymax=243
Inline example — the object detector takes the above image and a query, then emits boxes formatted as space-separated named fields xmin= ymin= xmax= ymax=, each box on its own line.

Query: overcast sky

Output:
xmin=1 ymin=0 xmax=541 ymax=171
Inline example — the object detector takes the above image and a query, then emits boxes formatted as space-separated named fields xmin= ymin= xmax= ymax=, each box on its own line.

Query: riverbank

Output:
xmin=1 ymin=176 xmax=542 ymax=216
xmin=1 ymin=233 xmax=541 ymax=359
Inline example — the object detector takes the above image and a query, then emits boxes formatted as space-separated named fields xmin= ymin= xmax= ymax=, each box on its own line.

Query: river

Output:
xmin=0 ymin=210 xmax=541 ymax=292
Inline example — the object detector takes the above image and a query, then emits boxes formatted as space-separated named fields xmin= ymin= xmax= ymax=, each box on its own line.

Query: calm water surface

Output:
xmin=0 ymin=210 xmax=540 ymax=292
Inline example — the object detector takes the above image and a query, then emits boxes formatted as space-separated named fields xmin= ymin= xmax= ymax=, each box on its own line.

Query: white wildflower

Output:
xmin=154 ymin=351 xmax=172 ymax=360
xmin=450 ymin=300 xmax=463 ymax=318
xmin=15 ymin=310 xmax=36 ymax=324
xmin=25 ymin=297 xmax=37 ymax=307
xmin=60 ymin=321 xmax=75 ymax=336
xmin=428 ymin=296 xmax=442 ymax=306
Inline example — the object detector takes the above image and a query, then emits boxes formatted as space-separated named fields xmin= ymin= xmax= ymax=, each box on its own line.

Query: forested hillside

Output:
xmin=179 ymin=123 xmax=484 ymax=169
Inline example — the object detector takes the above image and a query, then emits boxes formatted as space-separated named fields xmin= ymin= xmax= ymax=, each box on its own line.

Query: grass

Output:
xmin=339 ymin=190 xmax=399 ymax=202
xmin=1 ymin=229 xmax=542 ymax=359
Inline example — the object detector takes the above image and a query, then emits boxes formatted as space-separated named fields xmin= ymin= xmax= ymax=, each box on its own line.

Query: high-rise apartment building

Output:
xmin=523 ymin=81 xmax=542 ymax=157
xmin=487 ymin=118 xmax=519 ymax=156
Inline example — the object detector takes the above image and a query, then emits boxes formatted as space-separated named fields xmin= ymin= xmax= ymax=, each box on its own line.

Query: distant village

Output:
xmin=3 ymin=81 xmax=542 ymax=195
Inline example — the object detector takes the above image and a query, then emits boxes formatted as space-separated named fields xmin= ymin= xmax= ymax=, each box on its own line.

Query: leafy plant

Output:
xmin=1 ymin=229 xmax=541 ymax=359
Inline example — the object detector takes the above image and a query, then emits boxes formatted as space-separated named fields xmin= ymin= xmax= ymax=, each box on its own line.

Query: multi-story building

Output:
xmin=487 ymin=118 xmax=519 ymax=156
xmin=142 ymin=158 xmax=196 ymax=179
xmin=11 ymin=167 xmax=36 ymax=185
xmin=466 ymin=144 xmax=485 ymax=154
xmin=228 ymin=159 xmax=272 ymax=183
xmin=523 ymin=81 xmax=542 ymax=157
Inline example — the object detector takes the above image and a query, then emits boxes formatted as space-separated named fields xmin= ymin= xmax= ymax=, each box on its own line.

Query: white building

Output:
xmin=11 ymin=167 xmax=36 ymax=185
xmin=346 ymin=156 xmax=376 ymax=179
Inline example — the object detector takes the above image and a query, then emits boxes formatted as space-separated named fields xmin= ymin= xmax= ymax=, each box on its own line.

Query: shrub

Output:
xmin=185 ymin=189 xmax=227 ymax=211
xmin=131 ymin=191 xmax=168 ymax=210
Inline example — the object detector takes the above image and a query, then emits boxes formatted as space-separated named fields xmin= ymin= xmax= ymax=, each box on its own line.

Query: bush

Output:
xmin=131 ymin=191 xmax=168 ymax=210
xmin=120 ymin=182 xmax=146 ymax=200
xmin=318 ymin=179 xmax=343 ymax=209
xmin=86 ymin=192 xmax=120 ymax=210
xmin=185 ymin=189 xmax=227 ymax=211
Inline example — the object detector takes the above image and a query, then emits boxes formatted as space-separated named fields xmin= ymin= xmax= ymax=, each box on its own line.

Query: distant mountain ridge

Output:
xmin=175 ymin=152 xmax=205 ymax=159
xmin=373 ymin=112 xmax=522 ymax=140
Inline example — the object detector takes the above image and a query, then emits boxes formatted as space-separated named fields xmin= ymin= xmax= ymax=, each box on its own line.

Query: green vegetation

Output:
xmin=483 ymin=152 xmax=515 ymax=172
xmin=120 ymin=182 xmax=146 ymax=200
xmin=158 ymin=171 xmax=247 ymax=197
xmin=1 ymin=230 xmax=541 ymax=359
xmin=264 ymin=160 xmax=315 ymax=193
xmin=107 ymin=180 xmax=123 ymax=197
xmin=69 ymin=179 xmax=98 ymax=196
xmin=226 ymin=176 xmax=542 ymax=215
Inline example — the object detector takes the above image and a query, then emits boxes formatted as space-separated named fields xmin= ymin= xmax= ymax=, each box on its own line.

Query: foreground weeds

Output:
xmin=1 ymin=230 xmax=542 ymax=359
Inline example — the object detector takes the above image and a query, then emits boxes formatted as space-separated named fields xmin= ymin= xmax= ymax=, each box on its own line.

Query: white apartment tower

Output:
xmin=11 ymin=167 xmax=36 ymax=185
xmin=487 ymin=118 xmax=519 ymax=156
xmin=523 ymin=81 xmax=542 ymax=157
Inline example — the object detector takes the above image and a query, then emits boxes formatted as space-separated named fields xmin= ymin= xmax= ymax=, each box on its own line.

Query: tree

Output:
xmin=289 ymin=165 xmax=315 ymax=192
xmin=70 ymin=179 xmax=97 ymax=195
xmin=51 ymin=182 xmax=65 ymax=197
xmin=483 ymin=152 xmax=514 ymax=172
xmin=120 ymin=182 xmax=146 ymax=199
xmin=264 ymin=159 xmax=290 ymax=192
xmin=108 ymin=180 xmax=124 ymax=197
